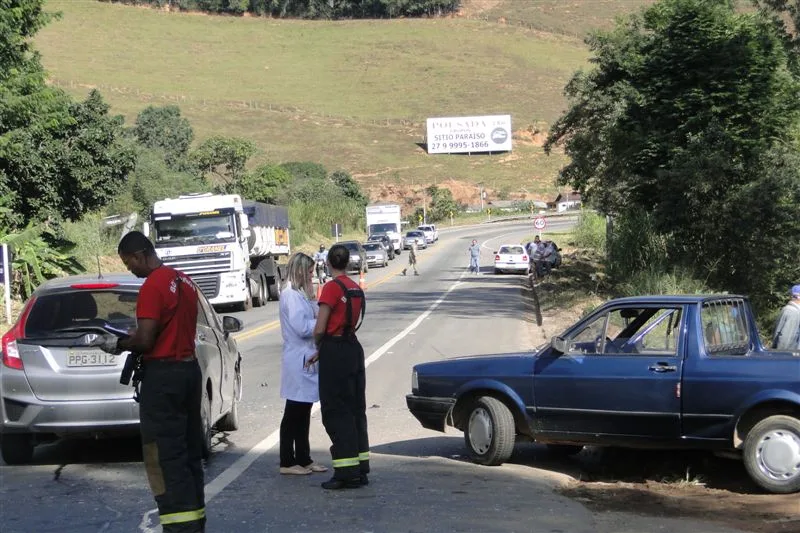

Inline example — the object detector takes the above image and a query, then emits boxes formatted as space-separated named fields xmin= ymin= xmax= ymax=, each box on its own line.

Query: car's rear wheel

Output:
xmin=1 ymin=433 xmax=35 ymax=465
xmin=217 ymin=367 xmax=241 ymax=432
xmin=546 ymin=444 xmax=584 ymax=457
xmin=200 ymin=388 xmax=213 ymax=460
xmin=464 ymin=396 xmax=515 ymax=466
xmin=743 ymin=415 xmax=800 ymax=493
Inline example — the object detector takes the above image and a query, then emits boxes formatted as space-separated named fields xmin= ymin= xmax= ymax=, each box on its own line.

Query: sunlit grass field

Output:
xmin=35 ymin=0 xmax=645 ymax=195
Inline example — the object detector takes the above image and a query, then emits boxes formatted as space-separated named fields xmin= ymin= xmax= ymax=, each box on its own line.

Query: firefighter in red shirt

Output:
xmin=97 ymin=231 xmax=205 ymax=532
xmin=312 ymin=244 xmax=369 ymax=489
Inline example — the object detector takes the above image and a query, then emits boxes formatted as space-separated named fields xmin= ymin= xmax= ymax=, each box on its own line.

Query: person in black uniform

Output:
xmin=97 ymin=231 xmax=206 ymax=532
xmin=312 ymin=244 xmax=369 ymax=489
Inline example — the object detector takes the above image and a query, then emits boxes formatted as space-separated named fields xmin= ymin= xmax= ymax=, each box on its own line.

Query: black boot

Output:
xmin=321 ymin=476 xmax=362 ymax=490
xmin=360 ymin=473 xmax=369 ymax=486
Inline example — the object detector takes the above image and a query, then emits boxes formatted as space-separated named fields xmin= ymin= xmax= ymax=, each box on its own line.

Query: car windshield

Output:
xmin=369 ymin=223 xmax=397 ymax=234
xmin=153 ymin=213 xmax=236 ymax=246
xmin=363 ymin=243 xmax=382 ymax=251
xmin=406 ymin=231 xmax=423 ymax=237
xmin=25 ymin=290 xmax=139 ymax=337
xmin=342 ymin=242 xmax=360 ymax=251
xmin=499 ymin=246 xmax=525 ymax=255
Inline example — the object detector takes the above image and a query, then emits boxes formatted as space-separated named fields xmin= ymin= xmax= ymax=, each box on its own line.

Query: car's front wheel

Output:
xmin=464 ymin=396 xmax=515 ymax=466
xmin=1 ymin=433 xmax=34 ymax=465
xmin=743 ymin=415 xmax=800 ymax=493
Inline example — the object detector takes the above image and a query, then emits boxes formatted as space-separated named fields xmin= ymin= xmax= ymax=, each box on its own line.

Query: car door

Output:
xmin=195 ymin=292 xmax=226 ymax=419
xmin=534 ymin=305 xmax=684 ymax=439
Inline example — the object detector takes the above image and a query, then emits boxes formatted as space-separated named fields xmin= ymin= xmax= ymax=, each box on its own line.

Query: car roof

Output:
xmin=498 ymin=243 xmax=525 ymax=248
xmin=606 ymin=295 xmax=747 ymax=305
xmin=34 ymin=273 xmax=143 ymax=295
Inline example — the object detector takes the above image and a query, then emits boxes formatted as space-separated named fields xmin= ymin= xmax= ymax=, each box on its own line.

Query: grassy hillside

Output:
xmin=35 ymin=0 xmax=646 ymax=200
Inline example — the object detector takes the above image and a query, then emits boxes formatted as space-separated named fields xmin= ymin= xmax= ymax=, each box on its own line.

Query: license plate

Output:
xmin=66 ymin=350 xmax=118 ymax=367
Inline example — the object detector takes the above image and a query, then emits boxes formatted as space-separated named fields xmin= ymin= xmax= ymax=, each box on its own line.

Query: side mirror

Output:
xmin=222 ymin=316 xmax=243 ymax=334
xmin=493 ymin=251 xmax=498 ymax=255
xmin=550 ymin=336 xmax=568 ymax=354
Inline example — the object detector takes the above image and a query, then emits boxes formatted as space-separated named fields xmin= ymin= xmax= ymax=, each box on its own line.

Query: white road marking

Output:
xmin=138 ymin=232 xmax=518 ymax=531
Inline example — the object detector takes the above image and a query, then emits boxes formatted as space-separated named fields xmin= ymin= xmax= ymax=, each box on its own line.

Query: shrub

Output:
xmin=572 ymin=210 xmax=606 ymax=252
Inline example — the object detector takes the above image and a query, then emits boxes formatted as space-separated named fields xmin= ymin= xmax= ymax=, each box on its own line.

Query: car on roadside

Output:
xmin=0 ymin=273 xmax=243 ymax=465
xmin=366 ymin=233 xmax=395 ymax=260
xmin=494 ymin=244 xmax=529 ymax=275
xmin=407 ymin=295 xmax=800 ymax=494
xmin=339 ymin=240 xmax=368 ymax=273
xmin=403 ymin=230 xmax=428 ymax=250
xmin=417 ymin=224 xmax=438 ymax=244
xmin=363 ymin=242 xmax=389 ymax=268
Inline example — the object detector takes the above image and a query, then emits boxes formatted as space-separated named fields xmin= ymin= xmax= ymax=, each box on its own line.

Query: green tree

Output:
xmin=545 ymin=0 xmax=800 ymax=313
xmin=191 ymin=135 xmax=256 ymax=192
xmin=133 ymin=105 xmax=194 ymax=168
xmin=424 ymin=185 xmax=459 ymax=222
xmin=237 ymin=163 xmax=293 ymax=204
xmin=330 ymin=170 xmax=368 ymax=206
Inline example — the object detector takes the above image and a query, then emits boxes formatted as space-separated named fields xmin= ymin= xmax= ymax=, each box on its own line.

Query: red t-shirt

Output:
xmin=137 ymin=266 xmax=198 ymax=360
xmin=319 ymin=275 xmax=364 ymax=336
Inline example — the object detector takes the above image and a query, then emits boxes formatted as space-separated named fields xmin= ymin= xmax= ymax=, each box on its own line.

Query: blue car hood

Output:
xmin=414 ymin=350 xmax=540 ymax=376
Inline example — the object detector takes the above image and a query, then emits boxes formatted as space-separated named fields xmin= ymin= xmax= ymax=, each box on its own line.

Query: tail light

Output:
xmin=2 ymin=297 xmax=36 ymax=370
xmin=495 ymin=255 xmax=501 ymax=260
xmin=523 ymin=256 xmax=528 ymax=262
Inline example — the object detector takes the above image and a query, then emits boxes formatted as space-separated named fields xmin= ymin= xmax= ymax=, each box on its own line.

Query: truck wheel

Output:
xmin=1 ymin=433 xmax=35 ymax=465
xmin=743 ymin=415 xmax=800 ymax=493
xmin=252 ymin=277 xmax=265 ymax=308
xmin=267 ymin=279 xmax=279 ymax=301
xmin=464 ymin=396 xmax=515 ymax=466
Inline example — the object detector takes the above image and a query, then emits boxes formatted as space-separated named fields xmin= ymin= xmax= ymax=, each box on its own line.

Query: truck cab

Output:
xmin=150 ymin=193 xmax=288 ymax=311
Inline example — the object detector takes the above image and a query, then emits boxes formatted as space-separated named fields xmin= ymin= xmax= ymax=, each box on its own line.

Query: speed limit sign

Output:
xmin=533 ymin=216 xmax=547 ymax=230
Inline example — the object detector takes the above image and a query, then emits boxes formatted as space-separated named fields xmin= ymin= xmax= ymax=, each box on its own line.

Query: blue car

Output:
xmin=407 ymin=295 xmax=800 ymax=494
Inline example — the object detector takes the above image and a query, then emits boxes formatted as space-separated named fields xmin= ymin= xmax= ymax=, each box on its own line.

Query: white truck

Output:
xmin=366 ymin=203 xmax=402 ymax=255
xmin=148 ymin=193 xmax=289 ymax=311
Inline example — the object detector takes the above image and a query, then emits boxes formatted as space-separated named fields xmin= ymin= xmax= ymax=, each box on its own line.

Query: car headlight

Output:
xmin=411 ymin=369 xmax=418 ymax=391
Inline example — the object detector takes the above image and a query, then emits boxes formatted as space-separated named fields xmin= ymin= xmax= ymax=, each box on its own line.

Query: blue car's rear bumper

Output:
xmin=406 ymin=394 xmax=454 ymax=433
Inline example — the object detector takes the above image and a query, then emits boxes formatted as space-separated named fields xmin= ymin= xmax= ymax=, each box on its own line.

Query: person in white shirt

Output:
xmin=278 ymin=253 xmax=329 ymax=475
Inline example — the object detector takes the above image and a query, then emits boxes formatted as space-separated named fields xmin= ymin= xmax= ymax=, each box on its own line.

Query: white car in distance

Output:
xmin=494 ymin=244 xmax=529 ymax=275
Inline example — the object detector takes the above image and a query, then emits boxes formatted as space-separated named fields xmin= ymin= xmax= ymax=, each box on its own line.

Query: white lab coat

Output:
xmin=279 ymin=285 xmax=320 ymax=403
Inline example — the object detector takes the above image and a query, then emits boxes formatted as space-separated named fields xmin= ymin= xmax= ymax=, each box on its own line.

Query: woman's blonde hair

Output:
xmin=283 ymin=252 xmax=315 ymax=299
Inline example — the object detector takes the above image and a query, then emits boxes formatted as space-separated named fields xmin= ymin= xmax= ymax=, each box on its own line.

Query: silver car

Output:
xmin=0 ymin=273 xmax=243 ymax=464
xmin=403 ymin=231 xmax=428 ymax=250
xmin=363 ymin=242 xmax=388 ymax=268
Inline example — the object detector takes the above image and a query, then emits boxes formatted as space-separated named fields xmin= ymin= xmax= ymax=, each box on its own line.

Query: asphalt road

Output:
xmin=0 ymin=217 xmax=749 ymax=533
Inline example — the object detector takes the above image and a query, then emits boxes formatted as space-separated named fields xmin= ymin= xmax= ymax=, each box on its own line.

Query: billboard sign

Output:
xmin=426 ymin=115 xmax=512 ymax=154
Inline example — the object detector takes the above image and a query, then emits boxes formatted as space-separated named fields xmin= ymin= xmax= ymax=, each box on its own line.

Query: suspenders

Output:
xmin=332 ymin=278 xmax=366 ymax=336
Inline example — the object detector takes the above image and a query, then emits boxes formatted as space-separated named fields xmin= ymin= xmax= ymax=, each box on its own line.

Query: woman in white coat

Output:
xmin=278 ymin=253 xmax=329 ymax=475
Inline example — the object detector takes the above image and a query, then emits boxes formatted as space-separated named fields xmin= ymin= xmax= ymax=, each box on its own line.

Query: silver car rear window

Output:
xmin=25 ymin=290 xmax=138 ymax=337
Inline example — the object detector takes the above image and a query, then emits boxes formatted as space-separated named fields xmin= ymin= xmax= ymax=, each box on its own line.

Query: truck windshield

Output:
xmin=369 ymin=223 xmax=397 ymax=234
xmin=154 ymin=214 xmax=237 ymax=246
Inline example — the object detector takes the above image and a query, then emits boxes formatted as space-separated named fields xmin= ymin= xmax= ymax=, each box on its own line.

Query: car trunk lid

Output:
xmin=19 ymin=288 xmax=139 ymax=402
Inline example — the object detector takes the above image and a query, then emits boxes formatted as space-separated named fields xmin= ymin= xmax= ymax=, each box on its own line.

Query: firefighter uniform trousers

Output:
xmin=139 ymin=358 xmax=206 ymax=533
xmin=319 ymin=335 xmax=370 ymax=480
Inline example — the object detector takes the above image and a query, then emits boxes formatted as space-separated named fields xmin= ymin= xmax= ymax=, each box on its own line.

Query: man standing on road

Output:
xmin=772 ymin=284 xmax=800 ymax=350
xmin=96 ymin=231 xmax=205 ymax=532
xmin=313 ymin=244 xmax=329 ymax=284
xmin=312 ymin=244 xmax=370 ymax=490
xmin=468 ymin=239 xmax=481 ymax=274
xmin=402 ymin=239 xmax=419 ymax=276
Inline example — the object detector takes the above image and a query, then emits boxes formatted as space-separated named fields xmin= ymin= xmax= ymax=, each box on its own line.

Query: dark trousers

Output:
xmin=319 ymin=336 xmax=370 ymax=480
xmin=139 ymin=359 xmax=205 ymax=533
xmin=279 ymin=399 xmax=313 ymax=467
